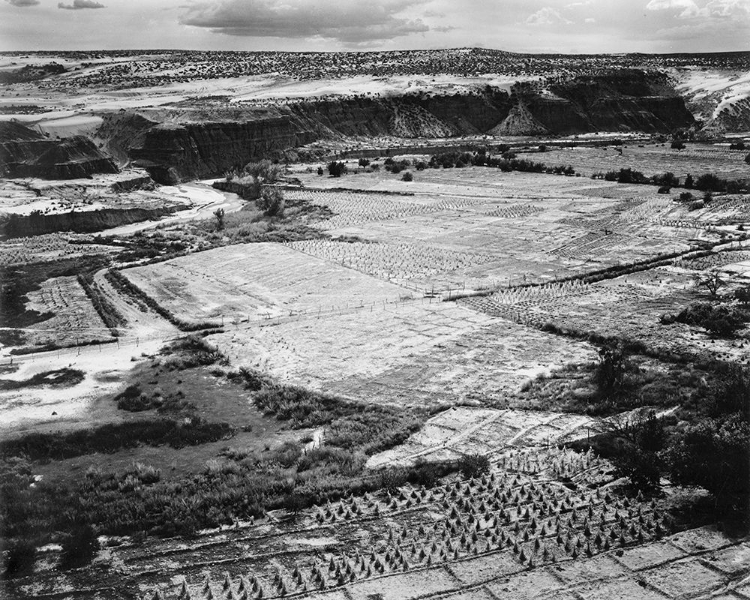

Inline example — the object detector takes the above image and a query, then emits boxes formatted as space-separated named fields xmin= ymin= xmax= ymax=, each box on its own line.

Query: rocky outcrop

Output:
xmin=0 ymin=205 xmax=182 ymax=237
xmin=130 ymin=115 xmax=315 ymax=184
xmin=544 ymin=70 xmax=694 ymax=133
xmin=490 ymin=102 xmax=549 ymax=136
xmin=0 ymin=122 xmax=119 ymax=180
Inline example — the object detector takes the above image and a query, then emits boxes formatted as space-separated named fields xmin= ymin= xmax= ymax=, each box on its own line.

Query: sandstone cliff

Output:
xmin=0 ymin=122 xmax=119 ymax=180
xmin=115 ymin=70 xmax=696 ymax=183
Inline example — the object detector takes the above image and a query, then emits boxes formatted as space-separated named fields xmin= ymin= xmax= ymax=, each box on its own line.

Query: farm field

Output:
xmin=20 ymin=275 xmax=114 ymax=348
xmin=283 ymin=167 xmax=739 ymax=291
xmin=2 ymin=151 xmax=749 ymax=600
xmin=461 ymin=248 xmax=750 ymax=361
xmin=9 ymin=399 xmax=748 ymax=600
xmin=516 ymin=143 xmax=750 ymax=179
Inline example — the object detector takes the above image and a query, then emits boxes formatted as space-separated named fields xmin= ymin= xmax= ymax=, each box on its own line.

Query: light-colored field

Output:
xmin=284 ymin=167 xmax=732 ymax=291
xmin=461 ymin=252 xmax=750 ymax=362
xmin=21 ymin=275 xmax=113 ymax=348
xmin=123 ymin=242 xmax=415 ymax=326
xmin=518 ymin=143 xmax=750 ymax=179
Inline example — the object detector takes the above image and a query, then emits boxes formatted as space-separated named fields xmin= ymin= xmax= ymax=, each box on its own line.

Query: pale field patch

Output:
xmin=22 ymin=275 xmax=112 ymax=348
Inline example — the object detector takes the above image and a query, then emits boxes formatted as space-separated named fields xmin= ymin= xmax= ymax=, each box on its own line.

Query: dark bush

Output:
xmin=653 ymin=172 xmax=679 ymax=187
xmin=60 ymin=525 xmax=99 ymax=570
xmin=673 ymin=302 xmax=747 ymax=337
xmin=402 ymin=171 xmax=413 ymax=182
xmin=3 ymin=540 xmax=36 ymax=579
xmin=671 ymin=140 xmax=685 ymax=149
xmin=458 ymin=453 xmax=490 ymax=479
xmin=327 ymin=161 xmax=347 ymax=177
xmin=357 ymin=157 xmax=370 ymax=167
xmin=665 ymin=413 xmax=749 ymax=527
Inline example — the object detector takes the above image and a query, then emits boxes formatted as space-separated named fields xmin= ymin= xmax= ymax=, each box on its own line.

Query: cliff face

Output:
xmin=0 ymin=122 xmax=119 ymax=180
xmin=545 ymin=70 xmax=695 ymax=133
xmin=125 ymin=70 xmax=695 ymax=183
xmin=0 ymin=206 xmax=181 ymax=237
xmin=130 ymin=116 xmax=315 ymax=184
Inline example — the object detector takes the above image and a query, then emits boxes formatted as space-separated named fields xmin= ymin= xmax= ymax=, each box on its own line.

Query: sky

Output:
xmin=0 ymin=0 xmax=748 ymax=54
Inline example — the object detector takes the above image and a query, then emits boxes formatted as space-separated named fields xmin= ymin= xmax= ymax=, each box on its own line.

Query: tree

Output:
xmin=257 ymin=187 xmax=285 ymax=217
xmin=665 ymin=414 xmax=749 ymax=526
xmin=593 ymin=343 xmax=629 ymax=396
xmin=213 ymin=208 xmax=225 ymax=231
xmin=327 ymin=161 xmax=347 ymax=177
xmin=402 ymin=171 xmax=413 ymax=182
xmin=695 ymin=270 xmax=726 ymax=298
xmin=735 ymin=285 xmax=750 ymax=305
xmin=607 ymin=410 xmax=666 ymax=491
xmin=459 ymin=454 xmax=490 ymax=479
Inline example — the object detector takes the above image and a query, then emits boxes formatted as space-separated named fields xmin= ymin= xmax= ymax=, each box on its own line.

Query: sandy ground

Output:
xmin=104 ymin=179 xmax=245 ymax=236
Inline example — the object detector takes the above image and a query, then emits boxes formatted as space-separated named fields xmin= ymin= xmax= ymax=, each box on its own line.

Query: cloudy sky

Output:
xmin=1 ymin=0 xmax=748 ymax=53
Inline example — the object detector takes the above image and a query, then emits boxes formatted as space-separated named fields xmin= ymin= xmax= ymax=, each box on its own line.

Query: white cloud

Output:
xmin=5 ymin=0 xmax=40 ymax=6
xmin=585 ymin=16 xmax=596 ymax=22
xmin=58 ymin=0 xmax=106 ymax=8
xmin=646 ymin=0 xmax=750 ymax=18
xmin=525 ymin=6 xmax=573 ymax=25
xmin=180 ymin=0 xmax=431 ymax=43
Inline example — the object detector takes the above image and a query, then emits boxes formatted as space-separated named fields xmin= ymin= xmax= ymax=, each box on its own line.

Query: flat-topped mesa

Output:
xmin=123 ymin=70 xmax=694 ymax=184
xmin=0 ymin=122 xmax=119 ymax=180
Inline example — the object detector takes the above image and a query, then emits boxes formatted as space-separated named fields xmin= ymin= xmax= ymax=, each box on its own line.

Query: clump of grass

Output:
xmin=0 ymin=368 xmax=84 ymax=391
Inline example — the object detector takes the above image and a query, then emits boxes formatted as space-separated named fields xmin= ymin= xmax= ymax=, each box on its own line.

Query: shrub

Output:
xmin=458 ymin=453 xmax=490 ymax=479
xmin=678 ymin=191 xmax=694 ymax=201
xmin=695 ymin=173 xmax=725 ymax=192
xmin=3 ymin=540 xmax=36 ymax=578
xmin=327 ymin=161 xmax=347 ymax=177
xmin=672 ymin=302 xmax=747 ymax=337
xmin=729 ymin=142 xmax=746 ymax=150
xmin=653 ymin=172 xmax=679 ymax=187
xmin=402 ymin=171 xmax=413 ymax=182
xmin=593 ymin=344 xmax=629 ymax=396
xmin=60 ymin=525 xmax=99 ymax=570
xmin=257 ymin=186 xmax=285 ymax=217
xmin=213 ymin=208 xmax=225 ymax=231
xmin=357 ymin=157 xmax=370 ymax=167
xmin=665 ymin=413 xmax=749 ymax=526
xmin=671 ymin=140 xmax=685 ymax=149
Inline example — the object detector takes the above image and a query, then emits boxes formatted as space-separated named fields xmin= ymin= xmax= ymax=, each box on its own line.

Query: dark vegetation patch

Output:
xmin=0 ymin=419 xmax=234 ymax=462
xmin=522 ymin=342 xmax=749 ymax=531
xmin=0 ymin=368 xmax=84 ymax=392
xmin=0 ymin=339 xmax=437 ymax=563
xmin=662 ymin=301 xmax=749 ymax=338
xmin=76 ymin=272 xmax=127 ymax=334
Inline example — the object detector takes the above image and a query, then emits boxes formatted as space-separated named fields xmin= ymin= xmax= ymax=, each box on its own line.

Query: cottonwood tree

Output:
xmin=695 ymin=270 xmax=726 ymax=298
xmin=257 ymin=186 xmax=285 ymax=217
xmin=213 ymin=208 xmax=225 ymax=231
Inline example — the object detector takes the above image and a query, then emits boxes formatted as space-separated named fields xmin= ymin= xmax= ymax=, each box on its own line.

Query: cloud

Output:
xmin=585 ymin=16 xmax=596 ymax=22
xmin=5 ymin=0 xmax=40 ymax=6
xmin=646 ymin=0 xmax=750 ymax=18
xmin=58 ymin=0 xmax=105 ymax=9
xmin=525 ymin=6 xmax=573 ymax=25
xmin=180 ymin=0 xmax=431 ymax=43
